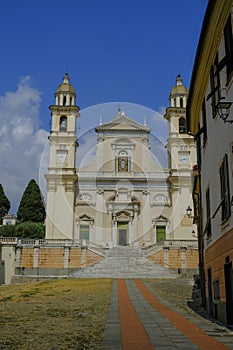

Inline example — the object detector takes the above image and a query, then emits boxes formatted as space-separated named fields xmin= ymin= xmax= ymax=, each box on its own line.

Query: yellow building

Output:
xmin=187 ymin=0 xmax=233 ymax=326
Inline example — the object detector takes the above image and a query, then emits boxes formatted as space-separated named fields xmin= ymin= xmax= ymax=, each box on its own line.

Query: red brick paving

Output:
xmin=118 ymin=279 xmax=154 ymax=350
xmin=135 ymin=279 xmax=230 ymax=350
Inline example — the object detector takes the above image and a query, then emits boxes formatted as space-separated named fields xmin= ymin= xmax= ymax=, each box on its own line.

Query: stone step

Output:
xmin=70 ymin=246 xmax=177 ymax=279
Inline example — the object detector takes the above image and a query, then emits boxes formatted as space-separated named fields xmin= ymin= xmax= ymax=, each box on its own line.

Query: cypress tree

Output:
xmin=0 ymin=184 xmax=10 ymax=224
xmin=17 ymin=179 xmax=45 ymax=223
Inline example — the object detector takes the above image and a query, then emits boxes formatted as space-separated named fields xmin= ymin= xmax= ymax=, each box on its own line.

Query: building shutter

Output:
xmin=220 ymin=154 xmax=231 ymax=221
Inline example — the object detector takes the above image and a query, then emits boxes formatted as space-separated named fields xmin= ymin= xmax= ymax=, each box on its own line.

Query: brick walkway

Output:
xmin=102 ymin=279 xmax=233 ymax=350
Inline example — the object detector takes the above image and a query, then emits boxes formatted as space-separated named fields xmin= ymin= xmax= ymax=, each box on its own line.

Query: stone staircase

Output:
xmin=70 ymin=246 xmax=177 ymax=279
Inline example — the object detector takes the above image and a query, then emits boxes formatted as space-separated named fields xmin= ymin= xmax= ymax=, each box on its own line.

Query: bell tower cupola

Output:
xmin=55 ymin=73 xmax=76 ymax=107
xmin=169 ymin=74 xmax=188 ymax=108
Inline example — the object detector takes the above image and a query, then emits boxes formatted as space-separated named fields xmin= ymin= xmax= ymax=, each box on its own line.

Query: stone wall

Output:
xmin=15 ymin=245 xmax=104 ymax=277
xmin=0 ymin=238 xmax=199 ymax=284
xmin=148 ymin=245 xmax=198 ymax=272
xmin=0 ymin=239 xmax=104 ymax=284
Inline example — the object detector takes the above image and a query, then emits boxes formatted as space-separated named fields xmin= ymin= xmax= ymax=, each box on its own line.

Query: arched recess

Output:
xmin=59 ymin=116 xmax=67 ymax=132
xmin=179 ymin=117 xmax=186 ymax=134
xmin=180 ymin=97 xmax=183 ymax=108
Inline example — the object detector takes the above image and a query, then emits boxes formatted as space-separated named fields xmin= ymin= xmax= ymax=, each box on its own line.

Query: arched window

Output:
xmin=179 ymin=117 xmax=186 ymax=133
xmin=63 ymin=96 xmax=67 ymax=106
xmin=180 ymin=97 xmax=183 ymax=108
xmin=59 ymin=116 xmax=67 ymax=131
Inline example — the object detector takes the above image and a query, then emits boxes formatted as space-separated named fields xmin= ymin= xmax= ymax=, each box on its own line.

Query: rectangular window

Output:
xmin=205 ymin=187 xmax=211 ymax=238
xmin=80 ymin=225 xmax=90 ymax=240
xmin=220 ymin=154 xmax=231 ymax=222
xmin=209 ymin=54 xmax=220 ymax=117
xmin=202 ymin=100 xmax=207 ymax=146
xmin=117 ymin=157 xmax=129 ymax=172
xmin=224 ymin=14 xmax=233 ymax=80
xmin=180 ymin=145 xmax=188 ymax=151
xmin=59 ymin=144 xmax=66 ymax=150
xmin=213 ymin=280 xmax=220 ymax=301
xmin=156 ymin=226 xmax=166 ymax=243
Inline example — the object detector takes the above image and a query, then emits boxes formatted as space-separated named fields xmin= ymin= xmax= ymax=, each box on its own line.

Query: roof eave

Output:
xmin=186 ymin=0 xmax=233 ymax=135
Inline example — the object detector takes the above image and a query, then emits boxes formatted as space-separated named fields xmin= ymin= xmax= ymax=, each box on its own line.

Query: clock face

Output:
xmin=180 ymin=154 xmax=188 ymax=163
xmin=57 ymin=150 xmax=68 ymax=165
xmin=118 ymin=157 xmax=128 ymax=172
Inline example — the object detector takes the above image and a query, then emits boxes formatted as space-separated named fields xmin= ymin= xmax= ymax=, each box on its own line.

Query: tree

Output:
xmin=0 ymin=184 xmax=10 ymax=224
xmin=15 ymin=221 xmax=45 ymax=239
xmin=17 ymin=179 xmax=45 ymax=223
xmin=0 ymin=224 xmax=15 ymax=237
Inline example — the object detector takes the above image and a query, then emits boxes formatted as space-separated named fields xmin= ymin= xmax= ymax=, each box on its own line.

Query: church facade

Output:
xmin=45 ymin=74 xmax=197 ymax=247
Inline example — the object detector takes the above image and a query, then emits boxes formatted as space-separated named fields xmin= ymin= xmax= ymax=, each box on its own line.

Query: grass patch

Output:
xmin=0 ymin=278 xmax=112 ymax=349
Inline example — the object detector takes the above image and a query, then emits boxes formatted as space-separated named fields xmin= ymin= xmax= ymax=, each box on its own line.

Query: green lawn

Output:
xmin=0 ymin=279 xmax=112 ymax=350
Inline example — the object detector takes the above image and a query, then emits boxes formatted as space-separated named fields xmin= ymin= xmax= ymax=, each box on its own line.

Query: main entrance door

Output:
xmin=117 ymin=222 xmax=128 ymax=246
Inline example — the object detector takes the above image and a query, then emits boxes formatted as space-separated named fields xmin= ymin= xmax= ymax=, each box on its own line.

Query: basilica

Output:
xmin=45 ymin=74 xmax=197 ymax=247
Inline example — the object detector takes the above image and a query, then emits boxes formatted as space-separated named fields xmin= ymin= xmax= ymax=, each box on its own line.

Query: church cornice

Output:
xmin=49 ymin=134 xmax=77 ymax=143
xmin=49 ymin=105 xmax=80 ymax=113
xmin=95 ymin=113 xmax=151 ymax=133
xmin=95 ymin=128 xmax=149 ymax=134
xmin=165 ymin=107 xmax=186 ymax=114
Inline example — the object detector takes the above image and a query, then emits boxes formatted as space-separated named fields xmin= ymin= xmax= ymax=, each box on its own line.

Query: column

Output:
xmin=153 ymin=225 xmax=157 ymax=244
xmin=112 ymin=217 xmax=117 ymax=246
xmin=181 ymin=247 xmax=186 ymax=269
xmin=81 ymin=248 xmax=86 ymax=268
xmin=64 ymin=246 xmax=70 ymax=269
xmin=15 ymin=247 xmax=21 ymax=269
xmin=164 ymin=247 xmax=169 ymax=268
xmin=76 ymin=222 xmax=80 ymax=241
xmin=33 ymin=247 xmax=39 ymax=269
xmin=129 ymin=220 xmax=133 ymax=245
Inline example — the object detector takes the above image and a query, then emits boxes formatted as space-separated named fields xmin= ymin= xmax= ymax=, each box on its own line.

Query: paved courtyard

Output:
xmin=102 ymin=278 xmax=233 ymax=350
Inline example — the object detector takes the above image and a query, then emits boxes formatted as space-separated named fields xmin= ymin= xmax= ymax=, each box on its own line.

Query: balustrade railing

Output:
xmin=142 ymin=239 xmax=198 ymax=257
xmin=0 ymin=237 xmax=18 ymax=244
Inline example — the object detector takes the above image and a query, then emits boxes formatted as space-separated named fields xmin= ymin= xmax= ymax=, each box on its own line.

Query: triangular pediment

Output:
xmin=95 ymin=111 xmax=151 ymax=133
xmin=152 ymin=215 xmax=169 ymax=223
xmin=79 ymin=214 xmax=93 ymax=221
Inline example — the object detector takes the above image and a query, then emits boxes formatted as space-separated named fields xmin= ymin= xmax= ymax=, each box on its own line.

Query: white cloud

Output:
xmin=0 ymin=77 xmax=49 ymax=214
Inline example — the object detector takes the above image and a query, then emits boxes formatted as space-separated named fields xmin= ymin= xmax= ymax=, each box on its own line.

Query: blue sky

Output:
xmin=0 ymin=0 xmax=208 ymax=213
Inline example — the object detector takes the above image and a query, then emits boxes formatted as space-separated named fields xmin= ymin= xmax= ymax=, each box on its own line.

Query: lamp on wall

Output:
xmin=186 ymin=205 xmax=193 ymax=218
xmin=186 ymin=205 xmax=198 ymax=224
xmin=216 ymin=98 xmax=233 ymax=123
xmin=192 ymin=229 xmax=197 ymax=238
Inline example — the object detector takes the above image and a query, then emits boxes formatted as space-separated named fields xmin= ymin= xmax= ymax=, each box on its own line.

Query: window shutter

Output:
xmin=224 ymin=154 xmax=231 ymax=219
xmin=207 ymin=56 xmax=220 ymax=117
xmin=220 ymin=154 xmax=231 ymax=221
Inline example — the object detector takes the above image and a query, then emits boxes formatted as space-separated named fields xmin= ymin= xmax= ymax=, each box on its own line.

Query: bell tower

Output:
xmin=45 ymin=74 xmax=80 ymax=239
xmin=164 ymin=75 xmax=196 ymax=239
